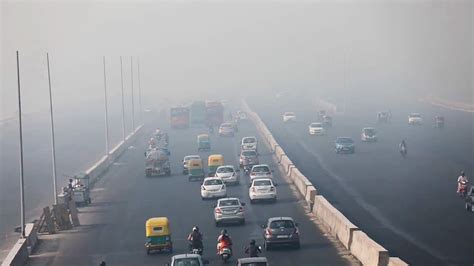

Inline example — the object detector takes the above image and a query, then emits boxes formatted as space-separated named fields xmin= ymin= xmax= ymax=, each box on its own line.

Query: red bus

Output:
xmin=170 ymin=107 xmax=189 ymax=128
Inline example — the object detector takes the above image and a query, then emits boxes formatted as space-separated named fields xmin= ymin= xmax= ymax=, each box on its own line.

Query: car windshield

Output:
xmin=221 ymin=123 xmax=232 ymax=128
xmin=242 ymin=151 xmax=257 ymax=156
xmin=270 ymin=220 xmax=295 ymax=229
xmin=337 ymin=138 xmax=353 ymax=144
xmin=243 ymin=138 xmax=256 ymax=143
xmin=252 ymin=166 xmax=270 ymax=173
xmin=217 ymin=167 xmax=234 ymax=173
xmin=285 ymin=112 xmax=295 ymax=116
xmin=410 ymin=114 xmax=421 ymax=118
xmin=185 ymin=156 xmax=200 ymax=161
xmin=173 ymin=258 xmax=201 ymax=266
xmin=364 ymin=129 xmax=376 ymax=135
xmin=204 ymin=179 xmax=222 ymax=186
xmin=219 ymin=199 xmax=239 ymax=207
xmin=311 ymin=123 xmax=322 ymax=127
xmin=254 ymin=180 xmax=272 ymax=186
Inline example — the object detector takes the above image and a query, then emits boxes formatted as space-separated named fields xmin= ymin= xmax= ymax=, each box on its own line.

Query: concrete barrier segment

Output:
xmin=1 ymin=239 xmax=28 ymax=266
xmin=388 ymin=257 xmax=409 ymax=266
xmin=350 ymin=230 xmax=390 ymax=266
xmin=313 ymin=196 xmax=359 ymax=250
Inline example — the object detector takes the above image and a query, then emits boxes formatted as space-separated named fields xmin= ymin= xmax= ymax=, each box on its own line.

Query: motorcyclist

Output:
xmin=245 ymin=239 xmax=261 ymax=257
xmin=399 ymin=140 xmax=407 ymax=155
xmin=216 ymin=229 xmax=232 ymax=254
xmin=457 ymin=171 xmax=469 ymax=195
xmin=187 ymin=226 xmax=203 ymax=252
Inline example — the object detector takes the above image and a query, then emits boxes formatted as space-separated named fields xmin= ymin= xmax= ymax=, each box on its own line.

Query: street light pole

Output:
xmin=102 ymin=56 xmax=110 ymax=155
xmin=15 ymin=51 xmax=26 ymax=238
xmin=137 ymin=57 xmax=143 ymax=125
xmin=120 ymin=56 xmax=126 ymax=141
xmin=130 ymin=56 xmax=135 ymax=131
xmin=46 ymin=53 xmax=58 ymax=204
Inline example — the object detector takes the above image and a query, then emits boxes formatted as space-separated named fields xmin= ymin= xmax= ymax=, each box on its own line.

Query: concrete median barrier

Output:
xmin=313 ymin=196 xmax=359 ymax=250
xmin=305 ymin=186 xmax=317 ymax=209
xmin=388 ymin=257 xmax=409 ymax=266
xmin=24 ymin=223 xmax=38 ymax=254
xmin=279 ymin=155 xmax=294 ymax=174
xmin=1 ymin=239 xmax=28 ymax=266
xmin=350 ymin=230 xmax=390 ymax=266
xmin=274 ymin=146 xmax=285 ymax=162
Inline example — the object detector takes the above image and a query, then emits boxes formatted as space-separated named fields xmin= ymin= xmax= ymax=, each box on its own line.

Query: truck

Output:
xmin=205 ymin=101 xmax=224 ymax=126
xmin=145 ymin=148 xmax=171 ymax=177
xmin=189 ymin=101 xmax=207 ymax=127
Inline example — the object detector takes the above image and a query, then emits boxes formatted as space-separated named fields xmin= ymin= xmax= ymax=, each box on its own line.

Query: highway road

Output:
xmin=0 ymin=102 xmax=136 ymax=260
xmin=248 ymin=95 xmax=474 ymax=266
xmin=26 ymin=112 xmax=355 ymax=266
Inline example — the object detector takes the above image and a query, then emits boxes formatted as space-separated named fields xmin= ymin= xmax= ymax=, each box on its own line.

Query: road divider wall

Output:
xmin=1 ymin=126 xmax=143 ymax=266
xmin=241 ymin=99 xmax=408 ymax=266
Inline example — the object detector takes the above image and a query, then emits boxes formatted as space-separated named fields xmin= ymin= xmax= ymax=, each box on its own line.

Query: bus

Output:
xmin=205 ymin=101 xmax=224 ymax=126
xmin=170 ymin=107 xmax=189 ymax=128
xmin=189 ymin=101 xmax=207 ymax=127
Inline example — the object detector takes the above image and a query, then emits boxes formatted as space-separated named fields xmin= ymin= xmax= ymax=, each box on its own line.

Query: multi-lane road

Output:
xmin=26 ymin=113 xmax=356 ymax=266
xmin=249 ymin=95 xmax=474 ymax=266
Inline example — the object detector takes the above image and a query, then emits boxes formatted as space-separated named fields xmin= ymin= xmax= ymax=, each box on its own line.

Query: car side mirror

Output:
xmin=248 ymin=184 xmax=252 ymax=188
xmin=274 ymin=183 xmax=279 ymax=187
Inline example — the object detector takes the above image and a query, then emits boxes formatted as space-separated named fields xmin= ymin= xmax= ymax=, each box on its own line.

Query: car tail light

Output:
xmin=265 ymin=228 xmax=272 ymax=238
xmin=251 ymin=187 xmax=256 ymax=192
xmin=215 ymin=208 xmax=222 ymax=214
xmin=238 ymin=207 xmax=244 ymax=212
xmin=201 ymin=186 xmax=206 ymax=190
xmin=270 ymin=186 xmax=275 ymax=191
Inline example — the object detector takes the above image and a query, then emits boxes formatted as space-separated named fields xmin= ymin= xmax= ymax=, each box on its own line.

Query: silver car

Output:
xmin=262 ymin=217 xmax=300 ymax=250
xmin=215 ymin=165 xmax=240 ymax=185
xmin=214 ymin=198 xmax=245 ymax=226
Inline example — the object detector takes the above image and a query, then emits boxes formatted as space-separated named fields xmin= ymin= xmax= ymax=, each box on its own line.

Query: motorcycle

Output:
xmin=243 ymin=165 xmax=251 ymax=176
xmin=458 ymin=180 xmax=468 ymax=198
xmin=189 ymin=242 xmax=203 ymax=255
xmin=218 ymin=246 xmax=232 ymax=262
xmin=400 ymin=146 xmax=407 ymax=157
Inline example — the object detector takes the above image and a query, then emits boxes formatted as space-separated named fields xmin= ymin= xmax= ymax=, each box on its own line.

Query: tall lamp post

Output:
xmin=120 ymin=56 xmax=126 ymax=141
xmin=46 ymin=53 xmax=58 ymax=204
xmin=102 ymin=56 xmax=110 ymax=155
xmin=15 ymin=51 xmax=26 ymax=238
xmin=130 ymin=56 xmax=135 ymax=131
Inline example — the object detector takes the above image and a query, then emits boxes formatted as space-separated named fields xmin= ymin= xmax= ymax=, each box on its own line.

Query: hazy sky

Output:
xmin=1 ymin=0 xmax=472 ymax=119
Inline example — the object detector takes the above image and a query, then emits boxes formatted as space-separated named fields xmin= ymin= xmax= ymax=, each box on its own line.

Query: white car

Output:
xmin=201 ymin=177 xmax=227 ymax=199
xmin=241 ymin=136 xmax=258 ymax=151
xmin=183 ymin=155 xmax=201 ymax=174
xmin=249 ymin=178 xmax=277 ymax=203
xmin=361 ymin=127 xmax=377 ymax=142
xmin=249 ymin=164 xmax=273 ymax=181
xmin=215 ymin=165 xmax=240 ymax=185
xmin=308 ymin=122 xmax=325 ymax=135
xmin=167 ymin=254 xmax=209 ymax=266
xmin=219 ymin=122 xmax=235 ymax=136
xmin=408 ymin=113 xmax=422 ymax=125
xmin=283 ymin=112 xmax=296 ymax=122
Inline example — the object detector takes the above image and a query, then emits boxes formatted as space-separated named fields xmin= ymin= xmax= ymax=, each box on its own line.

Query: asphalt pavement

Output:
xmin=26 ymin=113 xmax=355 ymax=266
xmin=249 ymin=95 xmax=474 ymax=266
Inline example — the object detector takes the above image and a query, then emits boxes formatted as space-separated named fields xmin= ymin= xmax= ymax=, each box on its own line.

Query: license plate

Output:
xmin=276 ymin=235 xmax=289 ymax=239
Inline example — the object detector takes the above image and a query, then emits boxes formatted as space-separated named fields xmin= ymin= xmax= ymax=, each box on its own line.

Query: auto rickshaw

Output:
xmin=208 ymin=154 xmax=224 ymax=177
xmin=188 ymin=158 xmax=205 ymax=181
xmin=197 ymin=134 xmax=211 ymax=151
xmin=145 ymin=217 xmax=173 ymax=254
xmin=434 ymin=116 xmax=445 ymax=128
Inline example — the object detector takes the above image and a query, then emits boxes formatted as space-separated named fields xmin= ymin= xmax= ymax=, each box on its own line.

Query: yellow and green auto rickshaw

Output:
xmin=188 ymin=158 xmax=205 ymax=181
xmin=197 ymin=134 xmax=211 ymax=151
xmin=145 ymin=217 xmax=173 ymax=254
xmin=208 ymin=154 xmax=224 ymax=177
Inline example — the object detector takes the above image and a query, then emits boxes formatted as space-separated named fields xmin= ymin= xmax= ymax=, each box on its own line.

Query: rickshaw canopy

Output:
xmin=208 ymin=154 xmax=224 ymax=166
xmin=146 ymin=217 xmax=170 ymax=237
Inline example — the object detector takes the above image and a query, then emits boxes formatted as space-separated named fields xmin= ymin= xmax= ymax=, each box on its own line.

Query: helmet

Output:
xmin=193 ymin=226 xmax=199 ymax=232
xmin=250 ymin=239 xmax=256 ymax=245
xmin=221 ymin=229 xmax=227 ymax=235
